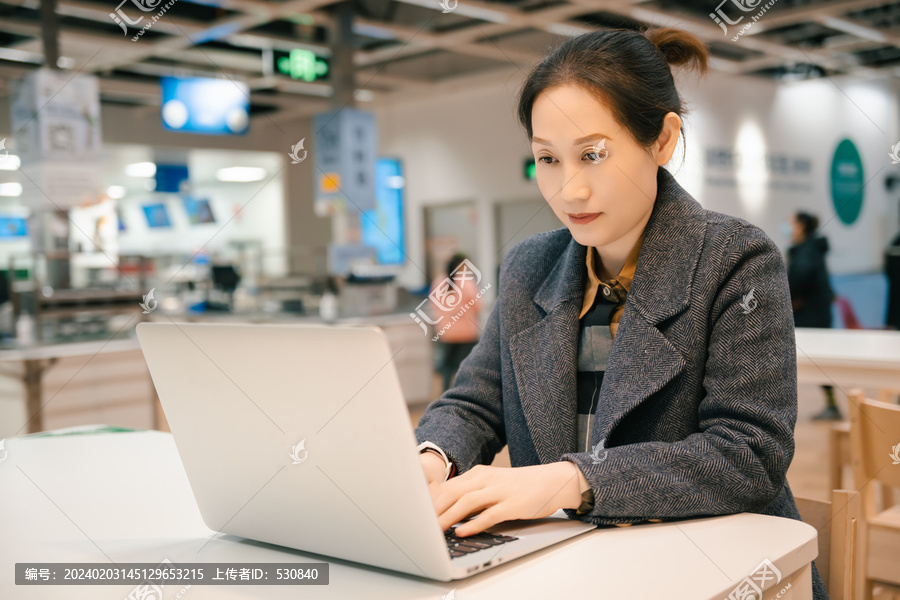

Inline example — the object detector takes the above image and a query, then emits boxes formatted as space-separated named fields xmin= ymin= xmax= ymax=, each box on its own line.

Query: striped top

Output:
xmin=576 ymin=230 xmax=645 ymax=467
xmin=572 ymin=231 xmax=644 ymax=514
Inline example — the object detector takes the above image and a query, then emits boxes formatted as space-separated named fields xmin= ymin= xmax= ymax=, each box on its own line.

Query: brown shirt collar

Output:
xmin=580 ymin=229 xmax=645 ymax=319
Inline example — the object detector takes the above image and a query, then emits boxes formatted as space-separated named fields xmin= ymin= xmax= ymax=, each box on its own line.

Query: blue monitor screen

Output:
xmin=142 ymin=203 xmax=172 ymax=228
xmin=182 ymin=197 xmax=215 ymax=224
xmin=155 ymin=164 xmax=189 ymax=193
xmin=361 ymin=158 xmax=405 ymax=265
xmin=0 ymin=216 xmax=27 ymax=238
xmin=160 ymin=76 xmax=250 ymax=135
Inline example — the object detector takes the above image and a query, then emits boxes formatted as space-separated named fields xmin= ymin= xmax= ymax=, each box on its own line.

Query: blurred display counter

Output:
xmin=0 ymin=311 xmax=434 ymax=436
xmin=0 ymin=336 xmax=151 ymax=436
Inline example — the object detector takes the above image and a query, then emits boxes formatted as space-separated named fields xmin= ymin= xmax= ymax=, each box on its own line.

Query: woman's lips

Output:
xmin=567 ymin=212 xmax=601 ymax=225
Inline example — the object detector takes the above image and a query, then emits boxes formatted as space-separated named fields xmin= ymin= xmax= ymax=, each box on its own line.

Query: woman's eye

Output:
xmin=538 ymin=156 xmax=554 ymax=164
xmin=586 ymin=138 xmax=609 ymax=163
xmin=585 ymin=150 xmax=609 ymax=163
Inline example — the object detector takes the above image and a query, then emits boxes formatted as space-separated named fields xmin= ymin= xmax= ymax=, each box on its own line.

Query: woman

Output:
xmin=430 ymin=252 xmax=483 ymax=391
xmin=887 ymin=220 xmax=900 ymax=329
xmin=415 ymin=27 xmax=828 ymax=599
xmin=786 ymin=211 xmax=838 ymax=420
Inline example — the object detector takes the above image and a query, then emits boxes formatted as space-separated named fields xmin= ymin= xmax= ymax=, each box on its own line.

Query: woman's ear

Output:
xmin=654 ymin=112 xmax=682 ymax=166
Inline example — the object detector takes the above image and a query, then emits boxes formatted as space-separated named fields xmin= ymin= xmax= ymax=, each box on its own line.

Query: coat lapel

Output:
xmin=509 ymin=167 xmax=707 ymax=464
xmin=509 ymin=241 xmax=584 ymax=466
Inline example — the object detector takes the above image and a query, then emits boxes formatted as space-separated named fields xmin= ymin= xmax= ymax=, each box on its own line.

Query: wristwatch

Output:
xmin=576 ymin=489 xmax=595 ymax=515
xmin=417 ymin=441 xmax=453 ymax=482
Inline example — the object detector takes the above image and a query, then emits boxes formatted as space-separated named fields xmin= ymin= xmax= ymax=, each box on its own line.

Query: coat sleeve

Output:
xmin=560 ymin=223 xmax=798 ymax=525
xmin=413 ymin=256 xmax=509 ymax=472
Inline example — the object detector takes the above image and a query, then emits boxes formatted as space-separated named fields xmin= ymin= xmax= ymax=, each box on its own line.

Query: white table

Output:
xmin=795 ymin=327 xmax=900 ymax=389
xmin=0 ymin=430 xmax=818 ymax=599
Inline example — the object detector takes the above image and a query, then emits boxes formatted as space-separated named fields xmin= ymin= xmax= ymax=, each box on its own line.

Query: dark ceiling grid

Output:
xmin=0 ymin=0 xmax=894 ymax=121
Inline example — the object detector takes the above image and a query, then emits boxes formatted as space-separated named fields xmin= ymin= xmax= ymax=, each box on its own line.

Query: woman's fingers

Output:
xmin=429 ymin=464 xmax=568 ymax=534
xmin=454 ymin=506 xmax=505 ymax=536
xmin=437 ymin=487 xmax=496 ymax=532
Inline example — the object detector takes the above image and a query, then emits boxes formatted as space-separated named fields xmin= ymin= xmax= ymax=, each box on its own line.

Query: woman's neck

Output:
xmin=594 ymin=212 xmax=651 ymax=280
xmin=595 ymin=250 xmax=617 ymax=281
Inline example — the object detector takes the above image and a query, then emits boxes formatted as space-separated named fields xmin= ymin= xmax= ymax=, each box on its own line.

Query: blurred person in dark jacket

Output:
xmin=886 ymin=215 xmax=900 ymax=330
xmin=787 ymin=211 xmax=839 ymax=420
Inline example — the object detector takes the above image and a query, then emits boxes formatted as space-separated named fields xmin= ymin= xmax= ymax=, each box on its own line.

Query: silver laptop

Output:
xmin=135 ymin=321 xmax=596 ymax=581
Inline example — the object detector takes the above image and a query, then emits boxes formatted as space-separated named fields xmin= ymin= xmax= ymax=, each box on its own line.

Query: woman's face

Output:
xmin=530 ymin=84 xmax=679 ymax=249
xmin=790 ymin=215 xmax=805 ymax=244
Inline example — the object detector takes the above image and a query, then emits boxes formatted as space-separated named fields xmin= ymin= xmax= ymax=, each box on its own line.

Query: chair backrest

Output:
xmin=847 ymin=388 xmax=900 ymax=517
xmin=794 ymin=495 xmax=832 ymax=586
xmin=795 ymin=490 xmax=863 ymax=600
xmin=876 ymin=388 xmax=900 ymax=405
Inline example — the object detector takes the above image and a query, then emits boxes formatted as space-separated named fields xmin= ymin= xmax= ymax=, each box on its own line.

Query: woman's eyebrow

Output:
xmin=532 ymin=133 xmax=611 ymax=146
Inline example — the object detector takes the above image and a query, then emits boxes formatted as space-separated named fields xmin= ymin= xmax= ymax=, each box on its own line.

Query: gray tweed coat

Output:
xmin=415 ymin=166 xmax=828 ymax=599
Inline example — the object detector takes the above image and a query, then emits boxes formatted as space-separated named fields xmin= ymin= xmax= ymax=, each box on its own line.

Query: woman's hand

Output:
xmin=428 ymin=463 xmax=584 ymax=536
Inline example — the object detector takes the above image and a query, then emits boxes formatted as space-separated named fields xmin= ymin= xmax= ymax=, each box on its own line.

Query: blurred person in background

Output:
xmin=430 ymin=252 xmax=483 ymax=391
xmin=885 ymin=207 xmax=900 ymax=330
xmin=786 ymin=210 xmax=839 ymax=420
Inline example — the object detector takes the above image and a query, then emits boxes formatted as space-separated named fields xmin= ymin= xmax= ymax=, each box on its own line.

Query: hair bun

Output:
xmin=645 ymin=27 xmax=709 ymax=74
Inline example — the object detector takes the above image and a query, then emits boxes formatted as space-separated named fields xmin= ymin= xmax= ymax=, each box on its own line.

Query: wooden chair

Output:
xmin=832 ymin=421 xmax=852 ymax=490
xmin=877 ymin=389 xmax=900 ymax=405
xmin=871 ymin=584 xmax=900 ymax=599
xmin=847 ymin=388 xmax=900 ymax=600
xmin=829 ymin=389 xmax=900 ymax=491
xmin=796 ymin=490 xmax=863 ymax=600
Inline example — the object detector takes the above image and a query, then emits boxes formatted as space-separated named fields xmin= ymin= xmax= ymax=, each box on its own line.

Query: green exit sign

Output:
xmin=274 ymin=49 xmax=330 ymax=82
xmin=524 ymin=158 xmax=536 ymax=181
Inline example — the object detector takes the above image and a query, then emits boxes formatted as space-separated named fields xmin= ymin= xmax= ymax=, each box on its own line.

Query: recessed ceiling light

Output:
xmin=0 ymin=182 xmax=23 ymax=197
xmin=125 ymin=162 xmax=157 ymax=177
xmin=0 ymin=155 xmax=21 ymax=171
xmin=107 ymin=185 xmax=126 ymax=199
xmin=216 ymin=167 xmax=267 ymax=182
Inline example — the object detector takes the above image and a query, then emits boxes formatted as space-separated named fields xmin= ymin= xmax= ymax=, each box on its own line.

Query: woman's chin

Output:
xmin=566 ymin=228 xmax=608 ymax=248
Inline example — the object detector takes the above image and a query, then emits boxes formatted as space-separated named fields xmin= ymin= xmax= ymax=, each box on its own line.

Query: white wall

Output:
xmin=373 ymin=67 xmax=900 ymax=298
xmin=676 ymin=70 xmax=900 ymax=274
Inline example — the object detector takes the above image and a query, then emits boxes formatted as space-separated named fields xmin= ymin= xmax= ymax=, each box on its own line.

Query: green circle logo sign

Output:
xmin=830 ymin=138 xmax=864 ymax=225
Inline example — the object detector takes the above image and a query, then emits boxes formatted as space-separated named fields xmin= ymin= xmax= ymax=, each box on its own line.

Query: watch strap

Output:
xmin=575 ymin=488 xmax=595 ymax=515
xmin=416 ymin=441 xmax=453 ymax=482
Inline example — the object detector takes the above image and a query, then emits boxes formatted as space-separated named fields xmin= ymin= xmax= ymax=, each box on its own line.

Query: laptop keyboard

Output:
xmin=444 ymin=526 xmax=518 ymax=558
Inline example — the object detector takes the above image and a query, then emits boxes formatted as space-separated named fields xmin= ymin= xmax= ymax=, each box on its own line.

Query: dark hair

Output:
xmin=446 ymin=252 xmax=468 ymax=278
xmin=795 ymin=211 xmax=819 ymax=237
xmin=516 ymin=27 xmax=709 ymax=153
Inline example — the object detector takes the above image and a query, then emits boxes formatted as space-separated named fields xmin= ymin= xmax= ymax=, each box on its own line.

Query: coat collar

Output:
xmin=509 ymin=166 xmax=707 ymax=464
